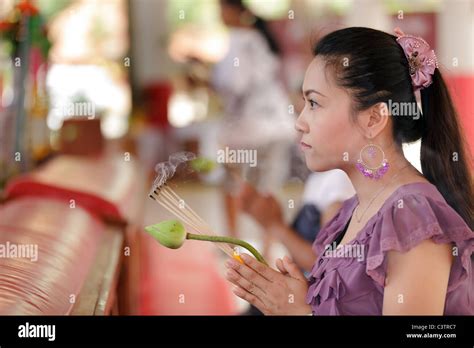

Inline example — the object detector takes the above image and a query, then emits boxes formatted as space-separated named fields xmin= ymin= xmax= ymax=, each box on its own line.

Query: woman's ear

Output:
xmin=358 ymin=102 xmax=389 ymax=139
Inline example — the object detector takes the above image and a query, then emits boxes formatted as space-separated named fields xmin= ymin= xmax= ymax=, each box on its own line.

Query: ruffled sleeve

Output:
xmin=365 ymin=193 xmax=474 ymax=292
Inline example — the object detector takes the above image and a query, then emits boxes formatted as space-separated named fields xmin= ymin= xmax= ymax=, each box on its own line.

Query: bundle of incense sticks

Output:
xmin=148 ymin=152 xmax=268 ymax=264
xmin=148 ymin=180 xmax=236 ymax=259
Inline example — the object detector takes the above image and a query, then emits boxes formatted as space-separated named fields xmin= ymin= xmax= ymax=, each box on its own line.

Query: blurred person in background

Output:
xmin=211 ymin=0 xmax=295 ymax=254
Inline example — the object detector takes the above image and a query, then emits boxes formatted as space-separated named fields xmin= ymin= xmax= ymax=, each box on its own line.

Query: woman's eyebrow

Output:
xmin=302 ymin=88 xmax=327 ymax=98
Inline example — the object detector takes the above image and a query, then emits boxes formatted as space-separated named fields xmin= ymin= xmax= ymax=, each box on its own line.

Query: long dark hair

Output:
xmin=314 ymin=27 xmax=473 ymax=229
xmin=221 ymin=0 xmax=281 ymax=55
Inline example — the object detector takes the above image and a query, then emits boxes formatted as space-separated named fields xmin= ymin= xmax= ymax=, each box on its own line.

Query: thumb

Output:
xmin=276 ymin=258 xmax=288 ymax=275
xmin=282 ymin=256 xmax=305 ymax=281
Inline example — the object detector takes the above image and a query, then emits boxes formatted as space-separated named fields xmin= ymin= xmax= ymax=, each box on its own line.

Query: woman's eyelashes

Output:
xmin=303 ymin=98 xmax=320 ymax=110
xmin=308 ymin=99 xmax=320 ymax=110
xmin=302 ymin=95 xmax=321 ymax=111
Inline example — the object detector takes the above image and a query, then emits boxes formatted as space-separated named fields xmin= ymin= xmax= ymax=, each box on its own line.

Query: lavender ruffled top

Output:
xmin=306 ymin=182 xmax=473 ymax=315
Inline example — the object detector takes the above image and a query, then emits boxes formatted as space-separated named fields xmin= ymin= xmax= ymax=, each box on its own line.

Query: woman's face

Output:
xmin=296 ymin=56 xmax=362 ymax=172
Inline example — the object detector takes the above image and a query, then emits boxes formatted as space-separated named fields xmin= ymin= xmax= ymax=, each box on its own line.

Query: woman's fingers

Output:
xmin=276 ymin=258 xmax=288 ymax=275
xmin=225 ymin=269 xmax=267 ymax=299
xmin=282 ymin=256 xmax=306 ymax=281
xmin=224 ymin=255 xmax=310 ymax=315
xmin=225 ymin=264 xmax=271 ymax=313
xmin=232 ymin=286 xmax=267 ymax=313
xmin=225 ymin=258 xmax=271 ymax=288
xmin=240 ymin=254 xmax=279 ymax=282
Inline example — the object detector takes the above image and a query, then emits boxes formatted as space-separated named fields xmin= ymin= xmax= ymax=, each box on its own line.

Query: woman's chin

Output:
xmin=306 ymin=161 xmax=325 ymax=172
xmin=305 ymin=158 xmax=335 ymax=173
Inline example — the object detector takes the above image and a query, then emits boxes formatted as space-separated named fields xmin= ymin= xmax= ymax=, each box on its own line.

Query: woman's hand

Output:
xmin=237 ymin=182 xmax=285 ymax=231
xmin=225 ymin=254 xmax=312 ymax=315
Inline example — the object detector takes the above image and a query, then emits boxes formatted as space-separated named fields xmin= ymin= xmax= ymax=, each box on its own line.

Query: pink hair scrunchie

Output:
xmin=394 ymin=27 xmax=439 ymax=91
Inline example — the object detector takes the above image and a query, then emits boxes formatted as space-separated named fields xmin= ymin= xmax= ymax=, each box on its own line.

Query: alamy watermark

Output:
xmin=0 ymin=242 xmax=38 ymax=262
xmin=53 ymin=101 xmax=95 ymax=119
xmin=323 ymin=242 xmax=365 ymax=262
xmin=385 ymin=99 xmax=421 ymax=120
xmin=18 ymin=322 xmax=55 ymax=341
xmin=216 ymin=146 xmax=257 ymax=167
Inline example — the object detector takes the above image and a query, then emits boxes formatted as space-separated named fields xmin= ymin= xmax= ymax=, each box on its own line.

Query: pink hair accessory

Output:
xmin=394 ymin=27 xmax=439 ymax=91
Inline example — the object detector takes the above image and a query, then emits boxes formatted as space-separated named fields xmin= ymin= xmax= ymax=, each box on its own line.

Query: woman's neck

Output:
xmin=344 ymin=145 xmax=422 ymax=208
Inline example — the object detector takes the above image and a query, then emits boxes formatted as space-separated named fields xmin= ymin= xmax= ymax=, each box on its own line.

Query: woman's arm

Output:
xmin=382 ymin=239 xmax=453 ymax=315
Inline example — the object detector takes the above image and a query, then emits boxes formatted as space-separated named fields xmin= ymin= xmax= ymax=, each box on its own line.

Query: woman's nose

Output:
xmin=295 ymin=113 xmax=309 ymax=133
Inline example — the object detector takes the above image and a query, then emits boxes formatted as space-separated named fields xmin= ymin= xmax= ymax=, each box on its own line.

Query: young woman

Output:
xmin=224 ymin=27 xmax=473 ymax=315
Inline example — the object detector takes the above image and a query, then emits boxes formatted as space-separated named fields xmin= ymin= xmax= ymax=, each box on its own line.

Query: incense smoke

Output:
xmin=151 ymin=152 xmax=197 ymax=193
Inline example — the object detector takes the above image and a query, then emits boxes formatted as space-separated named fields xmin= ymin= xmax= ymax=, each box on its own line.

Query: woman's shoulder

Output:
xmin=364 ymin=181 xmax=473 ymax=292
xmin=376 ymin=181 xmax=471 ymax=234
xmin=313 ymin=180 xmax=472 ymax=257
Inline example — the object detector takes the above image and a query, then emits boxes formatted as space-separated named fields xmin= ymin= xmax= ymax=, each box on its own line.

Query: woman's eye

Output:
xmin=309 ymin=100 xmax=319 ymax=109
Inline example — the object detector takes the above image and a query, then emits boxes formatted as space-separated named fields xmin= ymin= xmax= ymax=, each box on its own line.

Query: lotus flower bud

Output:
xmin=145 ymin=220 xmax=186 ymax=249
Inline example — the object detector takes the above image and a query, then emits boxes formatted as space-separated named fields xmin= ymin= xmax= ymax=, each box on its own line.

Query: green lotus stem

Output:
xmin=186 ymin=233 xmax=268 ymax=266
xmin=144 ymin=220 xmax=267 ymax=265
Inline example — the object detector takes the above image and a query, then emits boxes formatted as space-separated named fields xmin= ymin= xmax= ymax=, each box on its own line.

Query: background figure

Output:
xmin=293 ymin=169 xmax=356 ymax=242
xmin=212 ymin=0 xmax=295 ymax=245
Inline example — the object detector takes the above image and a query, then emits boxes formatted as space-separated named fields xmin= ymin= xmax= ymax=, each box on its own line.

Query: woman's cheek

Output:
xmin=304 ymin=128 xmax=333 ymax=171
xmin=306 ymin=112 xmax=349 ymax=171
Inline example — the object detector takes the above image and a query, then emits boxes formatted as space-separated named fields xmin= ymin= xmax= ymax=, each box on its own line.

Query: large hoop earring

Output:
xmin=356 ymin=142 xmax=389 ymax=179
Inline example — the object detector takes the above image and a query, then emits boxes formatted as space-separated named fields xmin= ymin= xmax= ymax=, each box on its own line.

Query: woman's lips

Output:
xmin=300 ymin=141 xmax=312 ymax=150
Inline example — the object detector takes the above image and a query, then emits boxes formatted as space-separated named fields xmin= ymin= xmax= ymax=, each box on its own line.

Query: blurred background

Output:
xmin=0 ymin=0 xmax=472 ymax=315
